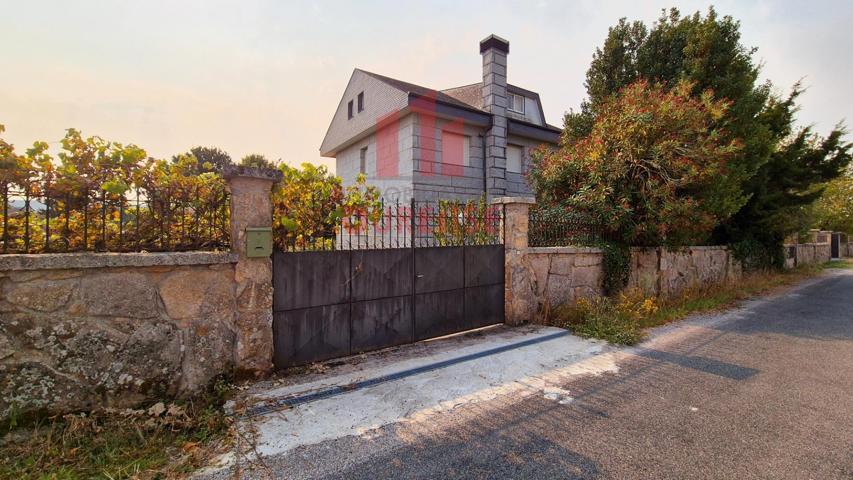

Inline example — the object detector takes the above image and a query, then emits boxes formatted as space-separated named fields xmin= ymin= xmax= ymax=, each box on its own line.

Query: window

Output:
xmin=357 ymin=92 xmax=364 ymax=112
xmin=506 ymin=145 xmax=523 ymax=173
xmin=442 ymin=132 xmax=469 ymax=177
xmin=348 ymin=100 xmax=353 ymax=119
xmin=507 ymin=93 xmax=525 ymax=114
xmin=359 ymin=146 xmax=368 ymax=174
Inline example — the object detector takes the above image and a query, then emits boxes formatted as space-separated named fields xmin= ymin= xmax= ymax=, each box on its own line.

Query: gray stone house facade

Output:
xmin=319 ymin=34 xmax=561 ymax=203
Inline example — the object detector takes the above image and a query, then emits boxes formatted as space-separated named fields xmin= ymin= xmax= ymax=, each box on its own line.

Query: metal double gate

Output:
xmin=272 ymin=244 xmax=504 ymax=368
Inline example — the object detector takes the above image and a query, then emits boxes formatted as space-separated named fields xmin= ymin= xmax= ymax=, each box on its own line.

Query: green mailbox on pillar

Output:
xmin=245 ymin=227 xmax=273 ymax=257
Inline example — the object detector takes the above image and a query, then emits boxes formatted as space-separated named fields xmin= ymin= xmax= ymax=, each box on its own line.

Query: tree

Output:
xmin=563 ymin=7 xmax=851 ymax=265
xmin=240 ymin=153 xmax=275 ymax=169
xmin=271 ymin=163 xmax=381 ymax=249
xmin=172 ymin=146 xmax=232 ymax=173
xmin=811 ymin=166 xmax=853 ymax=235
xmin=530 ymin=80 xmax=741 ymax=247
xmin=812 ymin=166 xmax=853 ymax=233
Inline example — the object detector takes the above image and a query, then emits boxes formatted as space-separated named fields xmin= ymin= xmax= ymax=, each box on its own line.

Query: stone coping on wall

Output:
xmin=526 ymin=246 xmax=604 ymax=254
xmin=223 ymin=164 xmax=283 ymax=181
xmin=525 ymin=245 xmax=730 ymax=255
xmin=491 ymin=196 xmax=536 ymax=205
xmin=629 ymin=245 xmax=729 ymax=251
xmin=0 ymin=251 xmax=238 ymax=271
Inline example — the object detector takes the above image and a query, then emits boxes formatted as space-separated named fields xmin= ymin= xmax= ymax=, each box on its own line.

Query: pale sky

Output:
xmin=2 ymin=1 xmax=851 ymax=172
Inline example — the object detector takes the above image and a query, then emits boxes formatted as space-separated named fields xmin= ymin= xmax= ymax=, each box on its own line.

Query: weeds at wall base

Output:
xmin=0 ymin=376 xmax=237 ymax=480
xmin=548 ymin=261 xmax=843 ymax=345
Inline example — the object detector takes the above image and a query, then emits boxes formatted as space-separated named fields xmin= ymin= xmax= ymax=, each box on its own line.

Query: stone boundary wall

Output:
xmin=1 ymin=165 xmax=283 ymax=423
xmin=783 ymin=243 xmax=832 ymax=269
xmin=508 ymin=246 xmax=741 ymax=324
xmin=628 ymin=246 xmax=741 ymax=298
xmin=1 ymin=252 xmax=239 ymax=421
xmin=499 ymin=198 xmax=741 ymax=325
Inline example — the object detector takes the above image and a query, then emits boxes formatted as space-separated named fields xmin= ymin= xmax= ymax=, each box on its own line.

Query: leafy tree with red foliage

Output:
xmin=530 ymin=80 xmax=742 ymax=247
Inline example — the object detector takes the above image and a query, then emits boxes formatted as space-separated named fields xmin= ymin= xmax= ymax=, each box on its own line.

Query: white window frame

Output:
xmin=507 ymin=93 xmax=525 ymax=114
xmin=441 ymin=131 xmax=470 ymax=167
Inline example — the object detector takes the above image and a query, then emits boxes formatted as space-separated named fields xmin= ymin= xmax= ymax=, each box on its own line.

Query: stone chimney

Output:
xmin=480 ymin=34 xmax=509 ymax=197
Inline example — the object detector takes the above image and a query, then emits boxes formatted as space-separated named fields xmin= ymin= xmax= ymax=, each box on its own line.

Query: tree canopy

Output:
xmin=172 ymin=146 xmax=233 ymax=174
xmin=558 ymin=7 xmax=851 ymax=264
xmin=271 ymin=163 xmax=381 ymax=249
xmin=811 ymin=166 xmax=853 ymax=233
xmin=239 ymin=153 xmax=275 ymax=169
xmin=531 ymin=80 xmax=741 ymax=247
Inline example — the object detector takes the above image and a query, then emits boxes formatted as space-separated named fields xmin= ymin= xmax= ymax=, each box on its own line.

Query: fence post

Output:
xmin=224 ymin=165 xmax=283 ymax=376
xmin=492 ymin=196 xmax=535 ymax=326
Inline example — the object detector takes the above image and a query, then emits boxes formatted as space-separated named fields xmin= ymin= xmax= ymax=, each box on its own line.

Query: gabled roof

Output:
xmin=441 ymin=82 xmax=561 ymax=131
xmin=363 ymin=70 xmax=561 ymax=133
xmin=321 ymin=69 xmax=561 ymax=156
xmin=357 ymin=69 xmax=483 ymax=113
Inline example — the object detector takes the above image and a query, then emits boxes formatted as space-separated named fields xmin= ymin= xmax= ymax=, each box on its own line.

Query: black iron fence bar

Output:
xmin=528 ymin=208 xmax=608 ymax=247
xmin=0 ymin=181 xmax=230 ymax=254
xmin=274 ymin=198 xmax=503 ymax=252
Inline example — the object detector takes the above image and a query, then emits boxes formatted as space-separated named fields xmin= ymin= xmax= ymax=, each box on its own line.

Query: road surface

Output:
xmin=214 ymin=268 xmax=853 ymax=479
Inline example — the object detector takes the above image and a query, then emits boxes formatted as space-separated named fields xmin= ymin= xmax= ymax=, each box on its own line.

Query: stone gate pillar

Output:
xmin=224 ymin=165 xmax=283 ymax=375
xmin=492 ymin=196 xmax=535 ymax=326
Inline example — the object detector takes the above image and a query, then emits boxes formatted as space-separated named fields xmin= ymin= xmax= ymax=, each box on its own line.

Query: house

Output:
xmin=319 ymin=34 xmax=561 ymax=203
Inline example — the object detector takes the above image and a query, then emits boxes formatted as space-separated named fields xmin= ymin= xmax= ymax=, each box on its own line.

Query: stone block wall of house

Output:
xmin=504 ymin=134 xmax=539 ymax=197
xmin=412 ymin=113 xmax=490 ymax=202
xmin=337 ymin=113 xmax=417 ymax=203
xmin=0 ymin=253 xmax=239 ymax=421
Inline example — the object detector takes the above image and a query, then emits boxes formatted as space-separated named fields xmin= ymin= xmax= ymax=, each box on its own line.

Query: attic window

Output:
xmin=357 ymin=92 xmax=364 ymax=112
xmin=348 ymin=100 xmax=354 ymax=119
xmin=507 ymin=93 xmax=525 ymax=114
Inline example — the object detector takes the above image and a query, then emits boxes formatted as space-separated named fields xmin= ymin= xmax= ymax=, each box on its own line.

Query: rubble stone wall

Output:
xmin=783 ymin=243 xmax=832 ymax=269
xmin=0 ymin=252 xmax=238 ymax=422
xmin=628 ymin=246 xmax=742 ymax=297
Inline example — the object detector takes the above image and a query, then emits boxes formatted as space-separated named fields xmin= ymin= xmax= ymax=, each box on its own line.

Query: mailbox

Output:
xmin=245 ymin=227 xmax=273 ymax=257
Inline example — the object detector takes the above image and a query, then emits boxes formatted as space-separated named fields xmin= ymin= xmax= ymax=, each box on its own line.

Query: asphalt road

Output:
xmin=232 ymin=269 xmax=853 ymax=479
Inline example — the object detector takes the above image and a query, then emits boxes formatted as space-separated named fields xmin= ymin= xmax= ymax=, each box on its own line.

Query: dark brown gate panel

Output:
xmin=351 ymin=296 xmax=413 ymax=352
xmin=273 ymin=304 xmax=350 ymax=367
xmin=273 ymin=250 xmax=350 ymax=310
xmin=464 ymin=284 xmax=504 ymax=329
xmin=414 ymin=247 xmax=464 ymax=293
xmin=414 ymin=290 xmax=466 ymax=340
xmin=464 ymin=244 xmax=505 ymax=329
xmin=273 ymin=244 xmax=503 ymax=369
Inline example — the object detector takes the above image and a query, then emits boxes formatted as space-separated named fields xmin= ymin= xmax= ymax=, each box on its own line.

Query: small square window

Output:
xmin=357 ymin=92 xmax=364 ymax=112
xmin=348 ymin=100 xmax=354 ymax=119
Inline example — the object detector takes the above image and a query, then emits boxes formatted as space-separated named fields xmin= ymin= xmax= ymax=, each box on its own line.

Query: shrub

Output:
xmin=551 ymin=288 xmax=657 ymax=345
xmin=531 ymin=80 xmax=742 ymax=248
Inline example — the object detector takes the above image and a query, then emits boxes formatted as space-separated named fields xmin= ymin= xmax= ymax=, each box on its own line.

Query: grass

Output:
xmin=0 ymin=378 xmax=235 ymax=480
xmin=549 ymin=260 xmax=848 ymax=345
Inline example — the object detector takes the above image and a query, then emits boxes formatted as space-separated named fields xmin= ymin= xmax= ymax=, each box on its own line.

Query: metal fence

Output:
xmin=276 ymin=199 xmax=503 ymax=252
xmin=528 ymin=207 xmax=609 ymax=247
xmin=0 ymin=181 xmax=230 ymax=254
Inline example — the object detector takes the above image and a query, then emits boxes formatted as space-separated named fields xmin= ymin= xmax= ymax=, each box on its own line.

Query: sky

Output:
xmin=2 ymin=0 xmax=852 ymax=172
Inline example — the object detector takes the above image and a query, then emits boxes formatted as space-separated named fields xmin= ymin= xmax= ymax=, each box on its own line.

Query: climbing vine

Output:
xmin=596 ymin=240 xmax=631 ymax=296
